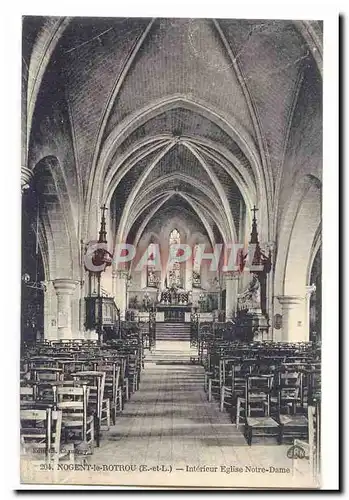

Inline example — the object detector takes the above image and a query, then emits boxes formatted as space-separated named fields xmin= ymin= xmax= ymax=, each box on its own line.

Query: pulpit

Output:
xmin=235 ymin=206 xmax=272 ymax=340
xmin=85 ymin=296 xmax=120 ymax=339
xmin=84 ymin=205 xmax=119 ymax=341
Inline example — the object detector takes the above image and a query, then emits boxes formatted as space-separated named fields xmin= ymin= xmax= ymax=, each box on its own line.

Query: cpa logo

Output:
xmin=287 ymin=444 xmax=306 ymax=459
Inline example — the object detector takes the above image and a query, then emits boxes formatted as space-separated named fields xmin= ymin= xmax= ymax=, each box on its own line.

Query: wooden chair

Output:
xmin=278 ymin=368 xmax=303 ymax=412
xmin=219 ymin=358 xmax=239 ymax=412
xmin=204 ymin=367 xmax=212 ymax=393
xmin=95 ymin=361 xmax=122 ymax=425
xmin=28 ymin=369 xmax=63 ymax=403
xmin=20 ymin=407 xmax=72 ymax=462
xmin=54 ymin=384 xmax=94 ymax=452
xmin=235 ymin=361 xmax=258 ymax=428
xmin=277 ymin=377 xmax=308 ymax=444
xmin=70 ymin=359 xmax=96 ymax=372
xmin=126 ymin=354 xmax=139 ymax=394
xmin=207 ymin=355 xmax=222 ymax=402
xmin=280 ymin=362 xmax=308 ymax=406
xmin=71 ymin=371 xmax=109 ymax=446
xmin=56 ymin=359 xmax=79 ymax=376
xmin=20 ymin=385 xmax=37 ymax=408
xmin=31 ymin=367 xmax=64 ymax=383
xmin=27 ymin=357 xmax=59 ymax=370
xmin=244 ymin=375 xmax=280 ymax=445
xmin=203 ymin=346 xmax=216 ymax=393
xmin=120 ymin=356 xmax=129 ymax=405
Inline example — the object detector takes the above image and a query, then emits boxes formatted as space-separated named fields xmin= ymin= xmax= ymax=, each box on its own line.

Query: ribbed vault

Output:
xmin=107 ymin=131 xmax=248 ymax=249
xmin=23 ymin=16 xmax=322 ymax=291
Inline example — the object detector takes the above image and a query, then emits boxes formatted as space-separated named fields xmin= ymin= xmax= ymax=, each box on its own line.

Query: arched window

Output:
xmin=168 ymin=229 xmax=182 ymax=288
xmin=169 ymin=228 xmax=180 ymax=245
xmin=147 ymin=242 xmax=158 ymax=288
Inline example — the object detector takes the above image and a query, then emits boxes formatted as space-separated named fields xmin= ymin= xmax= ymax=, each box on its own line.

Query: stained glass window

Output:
xmin=147 ymin=243 xmax=157 ymax=287
xmin=168 ymin=229 xmax=181 ymax=288
xmin=169 ymin=229 xmax=180 ymax=245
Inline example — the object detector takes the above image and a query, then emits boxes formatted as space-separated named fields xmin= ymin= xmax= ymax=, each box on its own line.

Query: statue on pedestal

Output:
xmin=249 ymin=274 xmax=261 ymax=310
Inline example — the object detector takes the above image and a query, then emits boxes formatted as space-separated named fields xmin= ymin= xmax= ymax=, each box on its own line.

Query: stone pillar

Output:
xmin=263 ymin=241 xmax=275 ymax=321
xmin=114 ymin=270 xmax=127 ymax=319
xmin=53 ymin=279 xmax=79 ymax=339
xmin=225 ymin=272 xmax=240 ymax=321
xmin=185 ymin=256 xmax=193 ymax=291
xmin=43 ymin=281 xmax=58 ymax=340
xmin=277 ymin=295 xmax=306 ymax=342
xmin=21 ymin=166 xmax=33 ymax=193
xmin=305 ymin=284 xmax=317 ymax=341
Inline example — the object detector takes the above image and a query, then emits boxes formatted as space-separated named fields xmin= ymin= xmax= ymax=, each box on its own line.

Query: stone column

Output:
xmin=305 ymin=284 xmax=317 ymax=341
xmin=277 ymin=295 xmax=306 ymax=342
xmin=114 ymin=270 xmax=127 ymax=319
xmin=53 ymin=279 xmax=79 ymax=339
xmin=263 ymin=241 xmax=275 ymax=320
xmin=185 ymin=255 xmax=193 ymax=291
xmin=21 ymin=166 xmax=33 ymax=193
xmin=225 ymin=271 xmax=240 ymax=321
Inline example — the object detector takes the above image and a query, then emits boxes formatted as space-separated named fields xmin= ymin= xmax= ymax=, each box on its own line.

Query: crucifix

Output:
xmin=101 ymin=204 xmax=108 ymax=217
xmin=250 ymin=205 xmax=260 ymax=246
xmin=98 ymin=204 xmax=108 ymax=244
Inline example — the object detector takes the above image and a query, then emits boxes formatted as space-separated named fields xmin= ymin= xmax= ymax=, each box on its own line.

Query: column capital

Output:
xmin=21 ymin=166 xmax=33 ymax=192
xmin=53 ymin=278 xmax=79 ymax=295
xmin=277 ymin=295 xmax=304 ymax=307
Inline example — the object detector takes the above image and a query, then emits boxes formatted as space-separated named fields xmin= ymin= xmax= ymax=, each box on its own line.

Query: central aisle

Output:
xmin=95 ymin=364 xmax=247 ymax=467
xmin=46 ymin=360 xmax=313 ymax=488
xmin=86 ymin=362 xmax=312 ymax=487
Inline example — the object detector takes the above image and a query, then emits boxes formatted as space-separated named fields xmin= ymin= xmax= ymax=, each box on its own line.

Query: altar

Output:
xmin=157 ymin=285 xmax=192 ymax=322
xmin=156 ymin=304 xmax=192 ymax=322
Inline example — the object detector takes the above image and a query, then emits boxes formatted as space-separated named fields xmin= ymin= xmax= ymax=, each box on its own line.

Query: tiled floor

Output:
xmin=94 ymin=364 xmax=247 ymax=464
xmin=21 ymin=351 xmax=317 ymax=488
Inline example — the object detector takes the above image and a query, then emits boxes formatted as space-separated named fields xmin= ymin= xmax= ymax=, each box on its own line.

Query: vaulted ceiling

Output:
xmin=23 ymin=16 xmax=322 ymax=251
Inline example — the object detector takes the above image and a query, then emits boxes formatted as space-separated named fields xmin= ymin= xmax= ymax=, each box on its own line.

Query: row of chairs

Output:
xmin=20 ymin=337 xmax=143 ymax=462
xmin=203 ymin=340 xmax=321 ymax=447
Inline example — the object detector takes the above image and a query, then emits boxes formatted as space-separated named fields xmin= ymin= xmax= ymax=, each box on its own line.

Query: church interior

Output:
xmin=20 ymin=17 xmax=322 ymax=487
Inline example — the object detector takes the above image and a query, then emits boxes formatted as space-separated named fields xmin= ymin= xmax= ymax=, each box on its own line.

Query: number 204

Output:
xmin=39 ymin=463 xmax=54 ymax=471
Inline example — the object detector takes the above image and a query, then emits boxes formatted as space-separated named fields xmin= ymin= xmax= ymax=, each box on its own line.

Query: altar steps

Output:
xmin=155 ymin=322 xmax=191 ymax=341
xmin=144 ymin=341 xmax=199 ymax=364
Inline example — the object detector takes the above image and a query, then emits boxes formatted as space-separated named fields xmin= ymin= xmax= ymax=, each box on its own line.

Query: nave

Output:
xmin=20 ymin=16 xmax=323 ymax=489
xmin=20 ymin=337 xmax=318 ymax=488
xmin=90 ymin=363 xmax=247 ymax=466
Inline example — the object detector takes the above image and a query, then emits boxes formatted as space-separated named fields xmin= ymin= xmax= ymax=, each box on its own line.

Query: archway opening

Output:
xmin=309 ymin=247 xmax=322 ymax=342
xmin=167 ymin=228 xmax=182 ymax=288
xmin=21 ymin=186 xmax=45 ymax=346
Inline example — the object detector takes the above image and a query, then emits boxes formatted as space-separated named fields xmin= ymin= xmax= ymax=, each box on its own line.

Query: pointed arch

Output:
xmin=86 ymin=94 xmax=265 ymax=239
